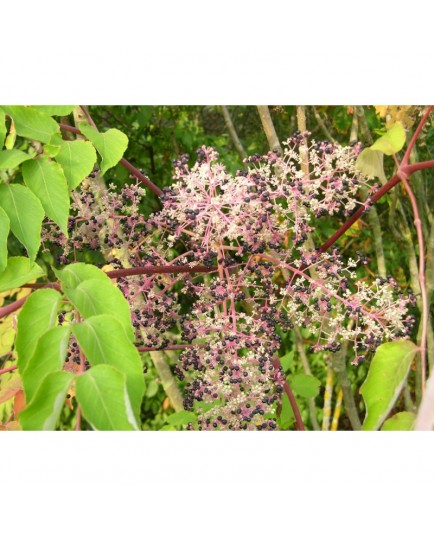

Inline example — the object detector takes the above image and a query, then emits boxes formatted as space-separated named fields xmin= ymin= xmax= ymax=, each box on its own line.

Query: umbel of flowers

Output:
xmin=45 ymin=133 xmax=414 ymax=430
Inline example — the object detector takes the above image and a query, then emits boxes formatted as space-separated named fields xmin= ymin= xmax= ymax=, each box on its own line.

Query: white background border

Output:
xmin=1 ymin=1 xmax=434 ymax=534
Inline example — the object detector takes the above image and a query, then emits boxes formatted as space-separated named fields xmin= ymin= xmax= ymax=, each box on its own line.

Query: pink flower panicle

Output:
xmin=41 ymin=134 xmax=414 ymax=429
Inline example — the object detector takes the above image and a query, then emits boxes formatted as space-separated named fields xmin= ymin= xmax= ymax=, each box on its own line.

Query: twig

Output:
xmin=331 ymin=388 xmax=343 ymax=431
xmin=312 ymin=106 xmax=337 ymax=144
xmin=322 ymin=364 xmax=334 ymax=431
xmin=0 ymin=296 xmax=28 ymax=320
xmin=137 ymin=344 xmax=206 ymax=352
xmin=398 ymin=169 xmax=428 ymax=392
xmin=256 ymin=106 xmax=282 ymax=152
xmin=151 ymin=351 xmax=184 ymax=412
xmin=356 ymin=107 xmax=386 ymax=277
xmin=220 ymin=106 xmax=248 ymax=163
xmin=355 ymin=106 xmax=373 ymax=145
xmin=350 ymin=108 xmax=358 ymax=144
xmin=318 ymin=157 xmax=434 ymax=254
xmin=273 ymin=358 xmax=304 ymax=431
xmin=331 ymin=342 xmax=362 ymax=430
xmin=105 ymin=264 xmax=213 ymax=278
xmin=79 ymin=105 xmax=97 ymax=128
xmin=0 ymin=365 xmax=17 ymax=376
xmin=402 ymin=106 xmax=434 ymax=166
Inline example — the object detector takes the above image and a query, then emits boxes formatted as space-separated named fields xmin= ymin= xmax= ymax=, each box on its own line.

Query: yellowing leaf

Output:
xmin=356 ymin=148 xmax=386 ymax=183
xmin=370 ymin=122 xmax=406 ymax=156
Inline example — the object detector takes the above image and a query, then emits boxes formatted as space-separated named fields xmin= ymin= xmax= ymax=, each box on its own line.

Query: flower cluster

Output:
xmin=42 ymin=133 xmax=414 ymax=430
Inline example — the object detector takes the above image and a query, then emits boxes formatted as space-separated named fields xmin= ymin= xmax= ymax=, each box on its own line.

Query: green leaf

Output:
xmin=290 ymin=374 xmax=321 ymax=398
xmin=370 ymin=122 xmax=406 ymax=155
xmin=19 ymin=371 xmax=74 ymax=430
xmin=280 ymin=394 xmax=295 ymax=429
xmin=280 ymin=350 xmax=293 ymax=373
xmin=43 ymin=144 xmax=61 ymax=158
xmin=0 ymin=206 xmax=9 ymax=271
xmin=76 ymin=365 xmax=138 ymax=430
xmin=360 ymin=340 xmax=418 ymax=431
xmin=22 ymin=326 xmax=70 ymax=403
xmin=55 ymin=140 xmax=97 ymax=190
xmin=0 ymin=257 xmax=45 ymax=292
xmin=0 ymin=109 xmax=6 ymax=148
xmin=0 ymin=183 xmax=45 ymax=260
xmin=72 ymin=315 xmax=144 ymax=421
xmin=22 ymin=157 xmax=70 ymax=235
xmin=355 ymin=148 xmax=386 ymax=183
xmin=16 ymin=288 xmax=61 ymax=375
xmin=146 ymin=380 xmax=159 ymax=398
xmin=65 ymin=278 xmax=134 ymax=341
xmin=166 ymin=410 xmax=198 ymax=427
xmin=31 ymin=106 xmax=77 ymax=116
xmin=76 ymin=365 xmax=139 ymax=431
xmin=0 ymin=149 xmax=34 ymax=169
xmin=1 ymin=106 xmax=59 ymax=144
xmin=56 ymin=262 xmax=108 ymax=290
xmin=381 ymin=411 xmax=416 ymax=431
xmin=79 ymin=122 xmax=128 ymax=175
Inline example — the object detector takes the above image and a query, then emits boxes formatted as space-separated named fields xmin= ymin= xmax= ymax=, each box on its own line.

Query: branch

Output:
xmin=398 ymin=169 xmax=428 ymax=392
xmin=138 ymin=344 xmax=206 ymax=352
xmin=257 ymin=106 xmax=282 ymax=152
xmin=220 ymin=106 xmax=248 ymax=163
xmin=320 ymin=165 xmax=434 ymax=255
xmin=322 ymin=364 xmax=334 ymax=431
xmin=273 ymin=358 xmax=304 ymax=431
xmin=402 ymin=106 xmax=434 ymax=166
xmin=105 ymin=264 xmax=213 ymax=278
xmin=331 ymin=388 xmax=343 ymax=431
xmin=312 ymin=106 xmax=337 ymax=144
xmin=0 ymin=296 xmax=28 ymax=320
xmin=0 ymin=365 xmax=17 ymax=376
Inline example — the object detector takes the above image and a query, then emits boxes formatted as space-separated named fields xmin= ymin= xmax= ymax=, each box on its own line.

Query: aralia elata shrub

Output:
xmin=2 ymin=105 xmax=433 ymax=431
xmin=43 ymin=133 xmax=414 ymax=430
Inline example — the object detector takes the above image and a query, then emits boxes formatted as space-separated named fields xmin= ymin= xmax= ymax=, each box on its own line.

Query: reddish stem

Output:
xmin=79 ymin=105 xmax=97 ymax=128
xmin=319 ymin=107 xmax=434 ymax=254
xmin=119 ymin=158 xmax=162 ymax=197
xmin=402 ymin=106 xmax=433 ymax=166
xmin=273 ymin=358 xmax=305 ymax=431
xmin=398 ymin=169 xmax=428 ymax=391
xmin=137 ymin=344 xmax=207 ymax=352
xmin=0 ymin=365 xmax=17 ymax=376
xmin=21 ymin=282 xmax=61 ymax=291
xmin=405 ymin=159 xmax=434 ymax=174
xmin=105 ymin=265 xmax=213 ymax=278
xmin=0 ymin=296 xmax=28 ymax=320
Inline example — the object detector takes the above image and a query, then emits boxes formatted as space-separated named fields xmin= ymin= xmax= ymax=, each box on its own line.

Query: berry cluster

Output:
xmin=42 ymin=134 xmax=413 ymax=430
